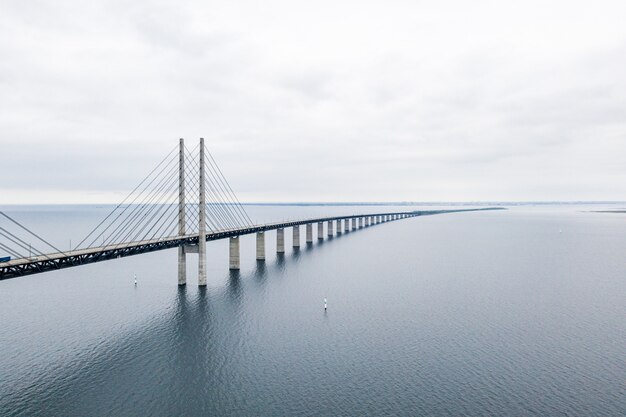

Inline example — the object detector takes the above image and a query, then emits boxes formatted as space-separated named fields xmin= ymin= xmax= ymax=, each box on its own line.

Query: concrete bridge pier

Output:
xmin=229 ymin=236 xmax=240 ymax=270
xmin=277 ymin=228 xmax=285 ymax=253
xmin=317 ymin=222 xmax=324 ymax=239
xmin=336 ymin=219 xmax=342 ymax=234
xmin=367 ymin=216 xmax=371 ymax=226
xmin=351 ymin=218 xmax=356 ymax=230
xmin=344 ymin=219 xmax=349 ymax=233
xmin=293 ymin=225 xmax=300 ymax=248
xmin=256 ymin=231 xmax=265 ymax=260
xmin=178 ymin=248 xmax=186 ymax=285
xmin=357 ymin=217 xmax=361 ymax=228
xmin=306 ymin=223 xmax=313 ymax=243
xmin=327 ymin=220 xmax=333 ymax=237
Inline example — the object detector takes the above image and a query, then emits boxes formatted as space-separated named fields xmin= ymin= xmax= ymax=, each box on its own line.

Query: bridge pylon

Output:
xmin=198 ymin=137 xmax=207 ymax=286
xmin=178 ymin=138 xmax=186 ymax=285
xmin=177 ymin=137 xmax=209 ymax=286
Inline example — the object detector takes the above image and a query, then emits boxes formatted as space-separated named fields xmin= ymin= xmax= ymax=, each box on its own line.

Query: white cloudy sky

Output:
xmin=1 ymin=0 xmax=625 ymax=203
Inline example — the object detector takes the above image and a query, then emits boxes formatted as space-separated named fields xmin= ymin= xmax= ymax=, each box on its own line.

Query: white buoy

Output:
xmin=324 ymin=297 xmax=327 ymax=311
xmin=134 ymin=273 xmax=137 ymax=286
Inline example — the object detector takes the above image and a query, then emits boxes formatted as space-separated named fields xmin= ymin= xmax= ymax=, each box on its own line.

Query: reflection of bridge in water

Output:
xmin=0 ymin=139 xmax=502 ymax=282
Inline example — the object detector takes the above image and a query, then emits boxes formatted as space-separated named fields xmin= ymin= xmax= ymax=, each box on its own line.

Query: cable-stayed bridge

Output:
xmin=0 ymin=139 xmax=501 ymax=282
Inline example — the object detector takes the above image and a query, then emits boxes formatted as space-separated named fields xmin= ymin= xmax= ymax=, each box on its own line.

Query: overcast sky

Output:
xmin=1 ymin=0 xmax=625 ymax=203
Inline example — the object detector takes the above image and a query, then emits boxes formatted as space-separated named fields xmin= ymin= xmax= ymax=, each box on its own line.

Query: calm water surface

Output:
xmin=0 ymin=205 xmax=625 ymax=416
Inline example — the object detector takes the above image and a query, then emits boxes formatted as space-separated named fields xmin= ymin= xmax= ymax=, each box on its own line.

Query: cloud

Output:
xmin=1 ymin=0 xmax=626 ymax=203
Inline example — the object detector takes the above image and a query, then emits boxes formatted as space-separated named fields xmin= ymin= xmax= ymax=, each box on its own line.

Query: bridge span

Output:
xmin=0 ymin=208 xmax=499 ymax=281
xmin=0 ymin=138 xmax=503 ymax=282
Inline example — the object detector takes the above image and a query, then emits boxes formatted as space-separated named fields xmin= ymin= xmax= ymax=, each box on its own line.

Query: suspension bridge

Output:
xmin=0 ymin=139 xmax=501 ymax=283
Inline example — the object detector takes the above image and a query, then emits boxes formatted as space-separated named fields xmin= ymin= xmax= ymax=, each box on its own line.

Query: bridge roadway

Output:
xmin=0 ymin=208 xmax=500 ymax=280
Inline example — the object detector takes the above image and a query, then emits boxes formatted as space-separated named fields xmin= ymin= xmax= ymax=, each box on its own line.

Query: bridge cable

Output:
xmin=82 ymin=151 xmax=178 ymax=249
xmin=110 ymin=168 xmax=180 ymax=247
xmin=189 ymin=145 xmax=240 ymax=229
xmin=76 ymin=144 xmax=177 ymax=249
xmin=0 ymin=212 xmax=67 ymax=256
xmin=184 ymin=146 xmax=236 ymax=230
xmin=205 ymin=146 xmax=254 ymax=226
xmin=182 ymin=148 xmax=226 ymax=231
xmin=0 ymin=242 xmax=25 ymax=259
xmin=185 ymin=145 xmax=235 ymax=230
xmin=202 ymin=147 xmax=248 ymax=228
xmin=0 ymin=229 xmax=49 ymax=259
xmin=202 ymin=153 xmax=245 ymax=229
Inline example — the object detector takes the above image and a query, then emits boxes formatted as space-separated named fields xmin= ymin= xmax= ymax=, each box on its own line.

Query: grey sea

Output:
xmin=0 ymin=204 xmax=625 ymax=416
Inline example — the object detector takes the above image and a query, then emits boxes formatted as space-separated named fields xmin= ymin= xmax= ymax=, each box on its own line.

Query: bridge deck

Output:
xmin=0 ymin=208 xmax=502 ymax=280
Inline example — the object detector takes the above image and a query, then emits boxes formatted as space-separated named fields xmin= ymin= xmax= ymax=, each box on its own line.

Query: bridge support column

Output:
xmin=327 ymin=220 xmax=333 ymax=237
xmin=367 ymin=216 xmax=371 ymax=226
xmin=351 ymin=218 xmax=356 ymax=230
xmin=277 ymin=228 xmax=285 ymax=253
xmin=198 ymin=138 xmax=207 ymax=286
xmin=344 ymin=219 xmax=349 ymax=233
xmin=293 ymin=225 xmax=300 ymax=248
xmin=177 ymin=138 xmax=186 ymax=286
xmin=317 ymin=222 xmax=324 ymax=239
xmin=357 ymin=217 xmax=361 ymax=228
xmin=336 ymin=219 xmax=342 ymax=234
xmin=256 ymin=231 xmax=265 ymax=260
xmin=306 ymin=223 xmax=313 ymax=243
xmin=229 ymin=236 xmax=240 ymax=270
